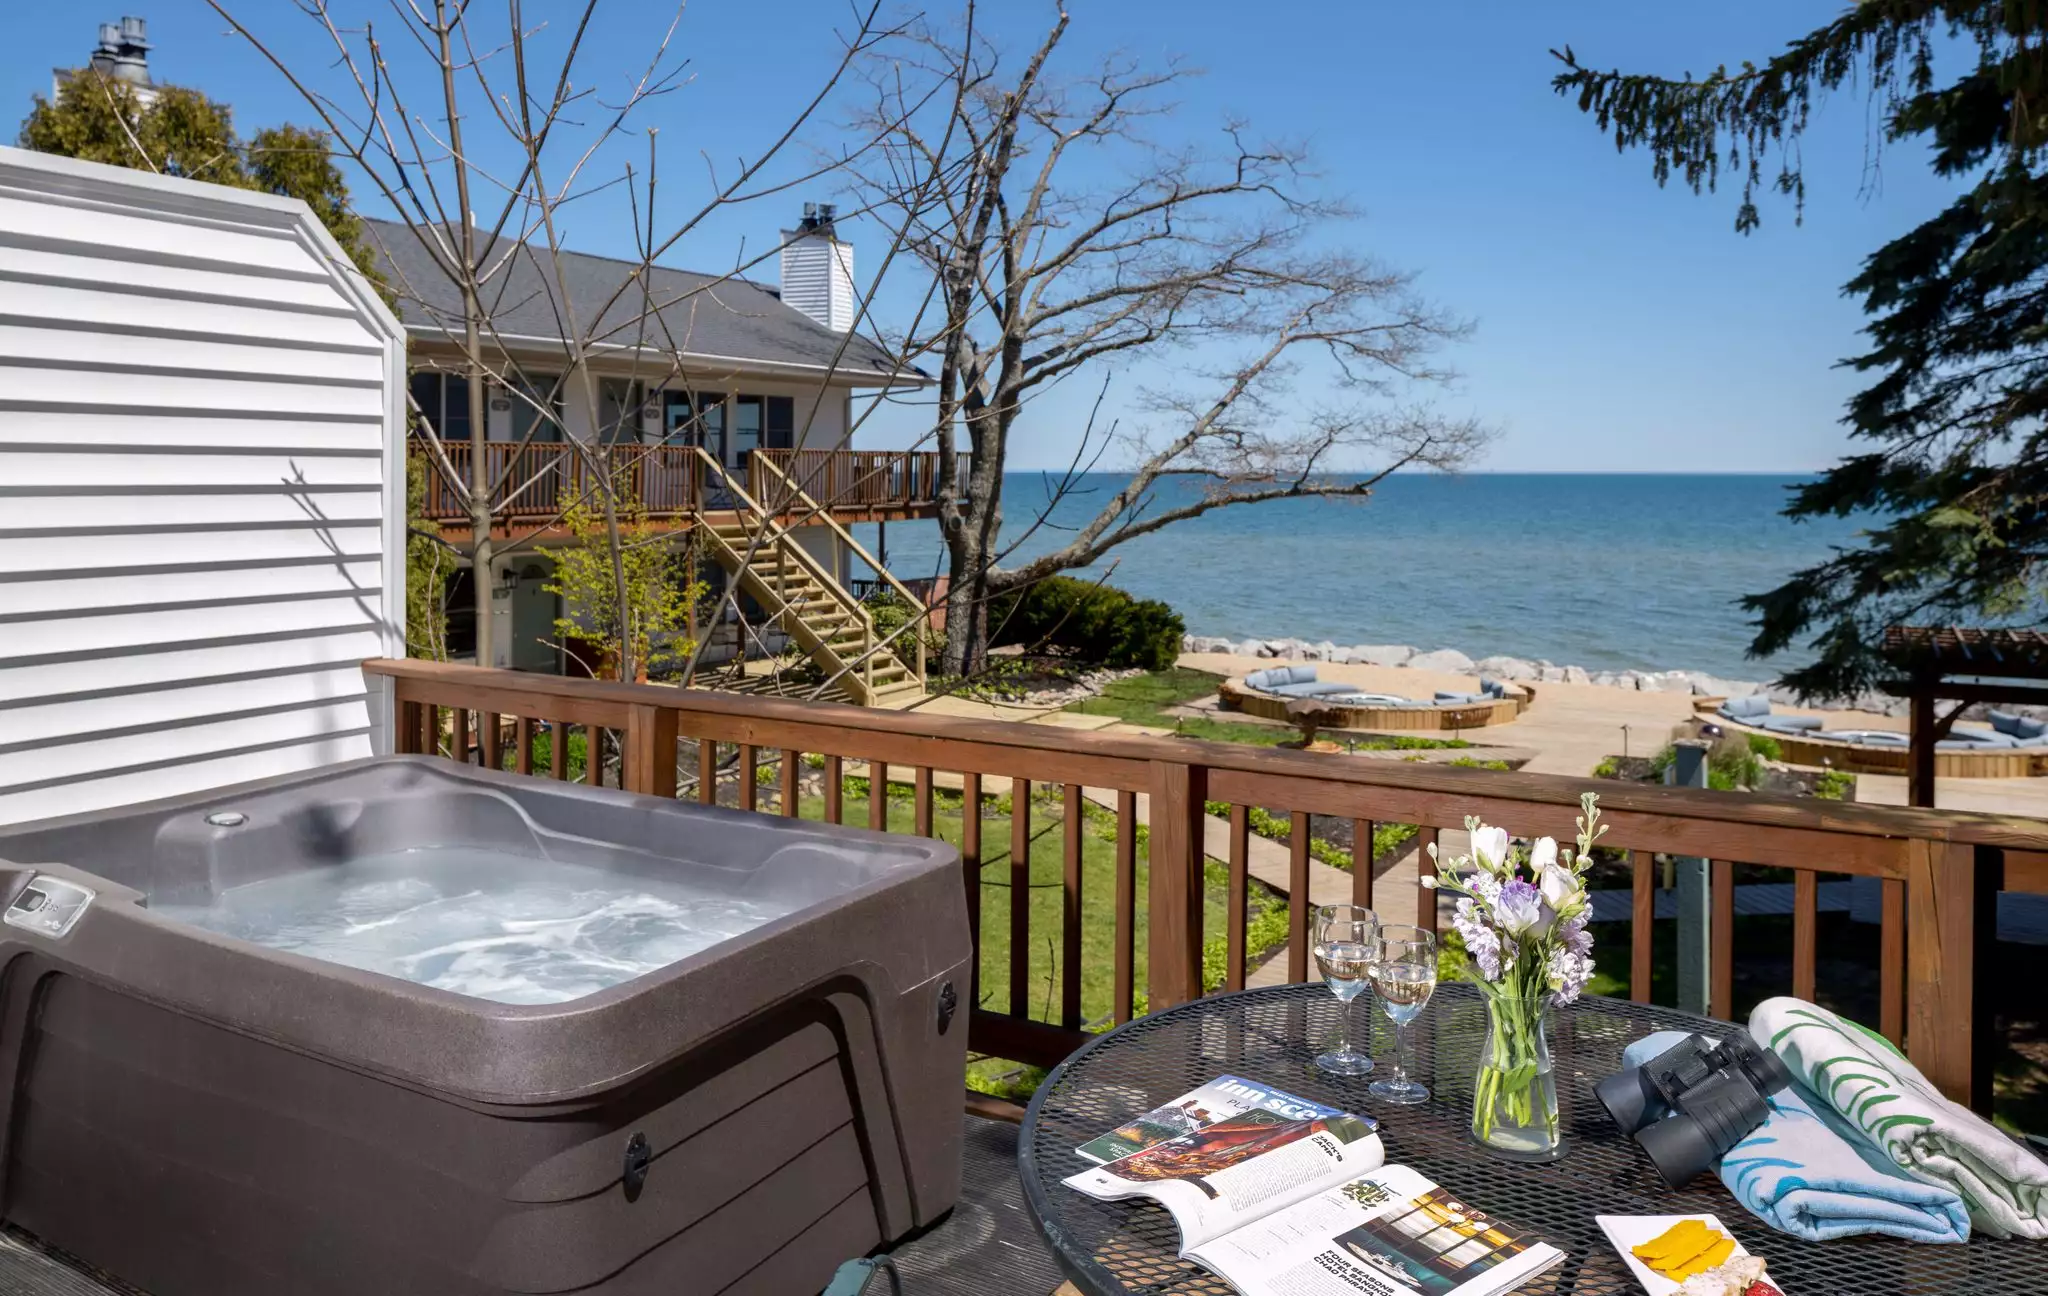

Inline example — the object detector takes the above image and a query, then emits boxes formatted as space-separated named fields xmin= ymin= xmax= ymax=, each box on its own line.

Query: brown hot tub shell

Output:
xmin=0 ymin=756 xmax=970 ymax=1295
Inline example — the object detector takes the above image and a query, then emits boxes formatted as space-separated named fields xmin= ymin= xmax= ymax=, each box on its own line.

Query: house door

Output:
xmin=510 ymin=561 xmax=558 ymax=673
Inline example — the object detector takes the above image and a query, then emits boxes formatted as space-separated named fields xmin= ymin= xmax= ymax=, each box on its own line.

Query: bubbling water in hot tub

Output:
xmin=152 ymin=847 xmax=801 ymax=1005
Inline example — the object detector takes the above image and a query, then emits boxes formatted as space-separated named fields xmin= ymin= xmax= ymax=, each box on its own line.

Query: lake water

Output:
xmin=854 ymin=473 xmax=1869 ymax=682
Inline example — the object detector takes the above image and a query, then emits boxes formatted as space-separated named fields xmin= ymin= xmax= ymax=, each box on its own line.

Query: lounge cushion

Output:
xmin=1765 ymin=715 xmax=1824 ymax=733
xmin=1270 ymin=681 xmax=1356 ymax=698
xmin=2021 ymin=716 xmax=2048 ymax=740
xmin=1944 ymin=730 xmax=2018 ymax=748
xmin=1756 ymin=715 xmax=1823 ymax=734
xmin=1434 ymin=691 xmax=1484 ymax=704
xmin=1991 ymin=710 xmax=2025 ymax=737
xmin=1721 ymin=695 xmax=1772 ymax=719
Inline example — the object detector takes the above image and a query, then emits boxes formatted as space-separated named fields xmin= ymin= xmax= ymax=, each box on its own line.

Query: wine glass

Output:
xmin=1367 ymin=924 xmax=1437 ymax=1105
xmin=1312 ymin=904 xmax=1378 ymax=1076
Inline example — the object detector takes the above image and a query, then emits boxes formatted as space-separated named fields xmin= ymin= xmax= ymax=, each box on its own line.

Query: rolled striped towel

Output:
xmin=1751 ymin=997 xmax=2048 ymax=1240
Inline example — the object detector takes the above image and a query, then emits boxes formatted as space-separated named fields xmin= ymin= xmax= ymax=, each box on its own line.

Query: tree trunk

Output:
xmin=940 ymin=534 xmax=989 ymax=677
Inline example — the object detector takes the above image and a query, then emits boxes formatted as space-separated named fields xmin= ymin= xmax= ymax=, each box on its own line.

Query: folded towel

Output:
xmin=1751 ymin=997 xmax=2048 ymax=1240
xmin=1624 ymin=1031 xmax=1971 ymax=1243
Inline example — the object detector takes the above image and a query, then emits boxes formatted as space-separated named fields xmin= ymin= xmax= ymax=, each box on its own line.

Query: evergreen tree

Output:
xmin=1554 ymin=6 xmax=2048 ymax=699
xmin=20 ymin=71 xmax=375 ymax=282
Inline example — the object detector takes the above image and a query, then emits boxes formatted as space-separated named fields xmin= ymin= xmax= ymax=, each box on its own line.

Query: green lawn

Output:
xmin=794 ymin=776 xmax=1286 ymax=1097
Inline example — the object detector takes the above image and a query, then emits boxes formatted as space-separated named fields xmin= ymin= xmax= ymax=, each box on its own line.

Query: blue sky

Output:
xmin=5 ymin=3 xmax=1964 ymax=472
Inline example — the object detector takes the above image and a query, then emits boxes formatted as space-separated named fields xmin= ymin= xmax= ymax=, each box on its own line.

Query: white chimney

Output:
xmin=779 ymin=203 xmax=857 ymax=332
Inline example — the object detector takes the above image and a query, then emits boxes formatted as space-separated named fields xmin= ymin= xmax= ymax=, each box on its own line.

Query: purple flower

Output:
xmin=1452 ymin=898 xmax=1504 ymax=981
xmin=1493 ymin=879 xmax=1544 ymax=936
xmin=1470 ymin=872 xmax=1504 ymax=909
xmin=1559 ymin=913 xmax=1593 ymax=958
xmin=1546 ymin=946 xmax=1594 ymax=1004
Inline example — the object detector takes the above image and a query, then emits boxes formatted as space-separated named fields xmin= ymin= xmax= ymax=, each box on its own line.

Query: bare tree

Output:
xmin=206 ymin=0 xmax=917 ymax=678
xmin=851 ymin=11 xmax=1490 ymax=675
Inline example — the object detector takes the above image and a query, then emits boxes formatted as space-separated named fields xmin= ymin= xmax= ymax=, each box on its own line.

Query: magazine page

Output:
xmin=1186 ymin=1164 xmax=1564 ymax=1296
xmin=1073 ymin=1074 xmax=1344 ymax=1164
xmin=1064 ymin=1109 xmax=1385 ymax=1251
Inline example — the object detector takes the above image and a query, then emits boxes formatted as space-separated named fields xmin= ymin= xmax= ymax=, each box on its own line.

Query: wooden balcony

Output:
xmin=368 ymin=658 xmax=2048 ymax=1116
xmin=415 ymin=445 xmax=949 ymax=539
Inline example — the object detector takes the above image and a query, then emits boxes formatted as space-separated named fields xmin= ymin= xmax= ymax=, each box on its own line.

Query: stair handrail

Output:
xmin=690 ymin=448 xmax=891 ymax=701
xmin=750 ymin=450 xmax=928 ymax=691
xmin=689 ymin=520 xmax=872 ymax=703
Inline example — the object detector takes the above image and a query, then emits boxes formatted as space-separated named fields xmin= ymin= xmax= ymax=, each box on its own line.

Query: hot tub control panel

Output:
xmin=4 ymin=876 xmax=95 ymax=939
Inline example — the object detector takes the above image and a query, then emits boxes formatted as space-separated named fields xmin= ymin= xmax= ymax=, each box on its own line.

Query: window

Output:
xmin=662 ymin=391 xmax=724 ymax=457
xmin=766 ymin=396 xmax=795 ymax=450
xmin=731 ymin=395 xmax=764 ymax=463
xmin=507 ymin=373 xmax=563 ymax=444
xmin=598 ymin=379 xmax=645 ymax=445
xmin=406 ymin=372 xmax=472 ymax=442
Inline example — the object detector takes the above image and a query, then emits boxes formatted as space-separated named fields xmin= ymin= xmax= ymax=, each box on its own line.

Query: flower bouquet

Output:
xmin=1422 ymin=792 xmax=1606 ymax=1160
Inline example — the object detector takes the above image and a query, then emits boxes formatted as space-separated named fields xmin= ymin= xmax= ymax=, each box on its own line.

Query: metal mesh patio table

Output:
xmin=1018 ymin=982 xmax=2048 ymax=1295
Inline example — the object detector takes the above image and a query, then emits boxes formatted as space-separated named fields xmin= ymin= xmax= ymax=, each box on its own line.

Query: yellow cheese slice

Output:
xmin=1631 ymin=1219 xmax=1705 ymax=1260
xmin=1649 ymin=1226 xmax=1723 ymax=1273
xmin=1667 ymin=1235 xmax=1738 ymax=1281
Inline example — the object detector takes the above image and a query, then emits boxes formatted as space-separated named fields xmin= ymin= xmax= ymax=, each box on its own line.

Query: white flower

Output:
xmin=1538 ymin=853 xmax=1582 ymax=915
xmin=1471 ymin=824 xmax=1511 ymax=874
xmin=1419 ymin=875 xmax=1438 ymax=889
xmin=1528 ymin=836 xmax=1557 ymax=875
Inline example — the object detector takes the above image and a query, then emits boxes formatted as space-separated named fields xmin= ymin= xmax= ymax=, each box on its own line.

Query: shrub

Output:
xmin=1745 ymin=732 xmax=1784 ymax=761
xmin=989 ymin=576 xmax=1184 ymax=670
xmin=864 ymin=588 xmax=943 ymax=670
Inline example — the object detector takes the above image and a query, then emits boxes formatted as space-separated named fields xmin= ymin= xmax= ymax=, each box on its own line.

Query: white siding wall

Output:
xmin=0 ymin=147 xmax=405 ymax=827
xmin=778 ymin=231 xmax=856 ymax=333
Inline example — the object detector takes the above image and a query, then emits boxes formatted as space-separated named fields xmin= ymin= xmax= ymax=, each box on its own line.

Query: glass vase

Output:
xmin=1471 ymin=992 xmax=1563 ymax=1161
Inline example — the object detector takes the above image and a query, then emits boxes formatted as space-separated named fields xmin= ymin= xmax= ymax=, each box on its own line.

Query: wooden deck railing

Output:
xmin=752 ymin=449 xmax=946 ymax=508
xmin=364 ymin=659 xmax=2048 ymax=1111
xmin=415 ymin=444 xmax=946 ymax=524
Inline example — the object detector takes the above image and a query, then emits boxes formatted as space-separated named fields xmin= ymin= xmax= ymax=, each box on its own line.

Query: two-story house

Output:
xmin=368 ymin=207 xmax=940 ymax=704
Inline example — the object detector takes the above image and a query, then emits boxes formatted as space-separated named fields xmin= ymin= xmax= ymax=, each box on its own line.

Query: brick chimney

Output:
xmin=778 ymin=203 xmax=857 ymax=332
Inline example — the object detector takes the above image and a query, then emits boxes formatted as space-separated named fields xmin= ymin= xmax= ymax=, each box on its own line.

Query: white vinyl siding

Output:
xmin=0 ymin=146 xmax=404 ymax=827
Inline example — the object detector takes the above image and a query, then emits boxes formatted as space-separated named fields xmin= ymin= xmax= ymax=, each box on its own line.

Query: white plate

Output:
xmin=1593 ymin=1214 xmax=1772 ymax=1295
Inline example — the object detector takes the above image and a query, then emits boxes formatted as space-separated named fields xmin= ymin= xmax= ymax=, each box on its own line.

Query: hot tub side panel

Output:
xmin=0 ymin=945 xmax=965 ymax=1295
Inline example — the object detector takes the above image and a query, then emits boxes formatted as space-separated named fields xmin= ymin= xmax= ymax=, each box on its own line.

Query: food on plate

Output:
xmin=1632 ymin=1218 xmax=1710 ymax=1263
xmin=1633 ymin=1218 xmax=1736 ymax=1278
xmin=1676 ymin=1254 xmax=1782 ymax=1296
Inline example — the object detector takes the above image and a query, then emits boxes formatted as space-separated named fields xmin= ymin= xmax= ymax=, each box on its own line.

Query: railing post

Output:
xmin=1666 ymin=739 xmax=1712 ymax=1015
xmin=1905 ymin=838 xmax=1999 ymax=1109
xmin=863 ymin=621 xmax=875 ymax=699
xmin=1146 ymin=759 xmax=1206 ymax=1011
xmin=623 ymin=701 xmax=678 ymax=799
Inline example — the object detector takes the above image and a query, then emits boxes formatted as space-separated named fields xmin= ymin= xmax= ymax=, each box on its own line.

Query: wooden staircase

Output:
xmin=691 ymin=449 xmax=924 ymax=707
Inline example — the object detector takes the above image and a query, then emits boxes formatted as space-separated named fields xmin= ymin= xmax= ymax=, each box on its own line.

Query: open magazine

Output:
xmin=1066 ymin=1076 xmax=1563 ymax=1296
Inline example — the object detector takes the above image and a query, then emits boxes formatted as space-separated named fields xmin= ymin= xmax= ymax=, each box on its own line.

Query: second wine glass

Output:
xmin=1367 ymin=924 xmax=1437 ymax=1105
xmin=1312 ymin=904 xmax=1378 ymax=1076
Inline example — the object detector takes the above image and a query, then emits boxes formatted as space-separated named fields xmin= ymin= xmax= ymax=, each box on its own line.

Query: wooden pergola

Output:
xmin=1884 ymin=625 xmax=2048 ymax=805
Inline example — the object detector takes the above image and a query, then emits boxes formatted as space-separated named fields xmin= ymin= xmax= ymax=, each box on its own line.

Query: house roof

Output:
xmin=362 ymin=218 xmax=920 ymax=385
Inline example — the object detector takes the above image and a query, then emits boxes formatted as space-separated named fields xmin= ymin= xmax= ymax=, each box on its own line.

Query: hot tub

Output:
xmin=0 ymin=756 xmax=970 ymax=1296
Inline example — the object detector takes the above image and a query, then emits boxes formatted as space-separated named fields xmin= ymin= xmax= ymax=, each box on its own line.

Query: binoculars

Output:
xmin=1595 ymin=1031 xmax=1792 ymax=1186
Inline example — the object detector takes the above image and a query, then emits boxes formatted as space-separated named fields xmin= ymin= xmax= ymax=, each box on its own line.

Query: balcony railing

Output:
xmin=414 ymin=445 xmax=948 ymax=525
xmin=365 ymin=658 xmax=2048 ymax=1112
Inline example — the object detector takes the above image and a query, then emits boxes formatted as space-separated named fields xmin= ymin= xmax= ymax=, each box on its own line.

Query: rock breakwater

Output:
xmin=1179 ymin=634 xmax=1906 ymax=716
